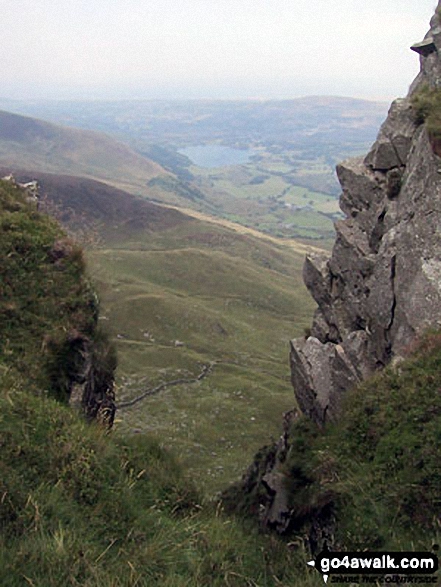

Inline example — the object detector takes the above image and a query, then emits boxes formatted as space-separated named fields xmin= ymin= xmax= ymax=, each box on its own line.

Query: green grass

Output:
xmin=86 ymin=218 xmax=315 ymax=494
xmin=411 ymin=85 xmax=441 ymax=154
xmin=225 ymin=330 xmax=441 ymax=556
xmin=0 ymin=383 xmax=325 ymax=587
xmin=327 ymin=332 xmax=441 ymax=549
xmin=0 ymin=180 xmax=101 ymax=397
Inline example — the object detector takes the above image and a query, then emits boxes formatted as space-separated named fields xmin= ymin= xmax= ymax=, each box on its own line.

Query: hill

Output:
xmin=0 ymin=167 xmax=188 ymax=236
xmin=0 ymin=97 xmax=389 ymax=246
xmin=0 ymin=179 xmax=319 ymax=587
xmin=0 ymin=178 xmax=115 ymax=423
xmin=0 ymin=96 xmax=388 ymax=148
xmin=0 ymin=110 xmax=170 ymax=197
xmin=0 ymin=169 xmax=317 ymax=493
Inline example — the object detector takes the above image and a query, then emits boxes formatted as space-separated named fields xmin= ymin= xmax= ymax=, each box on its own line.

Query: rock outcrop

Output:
xmin=64 ymin=328 xmax=116 ymax=428
xmin=224 ymin=4 xmax=441 ymax=537
xmin=291 ymin=5 xmax=441 ymax=426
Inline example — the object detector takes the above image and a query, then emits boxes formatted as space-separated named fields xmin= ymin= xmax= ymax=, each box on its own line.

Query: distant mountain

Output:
xmin=0 ymin=98 xmax=390 ymax=242
xmin=0 ymin=96 xmax=388 ymax=147
xmin=0 ymin=109 xmax=169 ymax=194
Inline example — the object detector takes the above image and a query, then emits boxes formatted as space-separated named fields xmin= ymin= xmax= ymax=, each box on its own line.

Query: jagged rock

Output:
xmin=310 ymin=308 xmax=335 ymax=343
xmin=337 ymin=157 xmax=383 ymax=214
xmin=261 ymin=469 xmax=291 ymax=531
xmin=290 ymin=3 xmax=441 ymax=425
xmin=303 ymin=253 xmax=331 ymax=307
xmin=411 ymin=37 xmax=437 ymax=57
xmin=290 ymin=337 xmax=361 ymax=424
xmin=364 ymin=99 xmax=417 ymax=171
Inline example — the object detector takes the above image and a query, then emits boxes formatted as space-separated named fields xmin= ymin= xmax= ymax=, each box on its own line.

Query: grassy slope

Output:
xmin=0 ymin=179 xmax=100 ymax=398
xmin=225 ymin=331 xmax=441 ymax=556
xmin=87 ymin=204 xmax=316 ymax=494
xmin=0 ymin=110 xmax=172 ymax=200
xmin=0 ymin=381 xmax=325 ymax=587
xmin=1 ymin=170 xmax=317 ymax=494
xmin=0 ymin=177 xmax=322 ymax=587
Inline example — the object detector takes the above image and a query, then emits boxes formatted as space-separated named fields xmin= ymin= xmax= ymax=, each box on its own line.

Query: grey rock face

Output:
xmin=291 ymin=5 xmax=441 ymax=426
xmin=225 ymin=5 xmax=441 ymax=537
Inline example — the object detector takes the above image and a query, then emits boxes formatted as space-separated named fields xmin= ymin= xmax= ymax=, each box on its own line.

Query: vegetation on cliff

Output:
xmin=0 ymin=179 xmax=116 ymax=422
xmin=0 ymin=179 xmax=321 ymax=586
xmin=223 ymin=331 xmax=441 ymax=553
xmin=411 ymin=85 xmax=441 ymax=154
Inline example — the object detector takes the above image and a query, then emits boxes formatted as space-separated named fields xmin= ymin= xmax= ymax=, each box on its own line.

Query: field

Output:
xmin=188 ymin=151 xmax=341 ymax=248
xmin=0 ymin=97 xmax=388 ymax=248
xmin=87 ymin=216 xmax=316 ymax=495
xmin=11 ymin=171 xmax=317 ymax=496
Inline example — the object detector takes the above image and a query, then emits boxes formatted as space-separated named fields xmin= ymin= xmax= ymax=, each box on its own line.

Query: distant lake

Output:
xmin=179 ymin=144 xmax=252 ymax=168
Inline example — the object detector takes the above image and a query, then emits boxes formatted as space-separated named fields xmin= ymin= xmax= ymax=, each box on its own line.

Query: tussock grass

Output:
xmin=0 ymin=383 xmax=324 ymax=587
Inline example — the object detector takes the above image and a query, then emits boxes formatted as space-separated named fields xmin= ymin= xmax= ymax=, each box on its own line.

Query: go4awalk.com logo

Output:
xmin=307 ymin=547 xmax=439 ymax=584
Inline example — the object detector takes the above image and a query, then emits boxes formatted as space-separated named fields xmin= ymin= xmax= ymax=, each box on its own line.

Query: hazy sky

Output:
xmin=0 ymin=0 xmax=437 ymax=101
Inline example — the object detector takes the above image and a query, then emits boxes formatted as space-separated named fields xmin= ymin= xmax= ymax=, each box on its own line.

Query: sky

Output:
xmin=0 ymin=0 xmax=438 ymax=101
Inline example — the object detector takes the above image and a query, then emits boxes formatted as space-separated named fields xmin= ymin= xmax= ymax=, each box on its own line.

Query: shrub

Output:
xmin=411 ymin=85 xmax=441 ymax=155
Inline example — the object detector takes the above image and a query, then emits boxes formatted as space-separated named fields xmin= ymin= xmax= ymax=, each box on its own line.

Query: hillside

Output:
xmin=0 ymin=97 xmax=389 ymax=246
xmin=0 ymin=178 xmax=115 ymax=422
xmin=0 ymin=168 xmax=189 ymax=237
xmin=0 ymin=181 xmax=321 ymax=586
xmin=0 ymin=110 xmax=170 ymax=197
xmin=0 ymin=170 xmax=317 ymax=493
xmin=223 ymin=330 xmax=441 ymax=553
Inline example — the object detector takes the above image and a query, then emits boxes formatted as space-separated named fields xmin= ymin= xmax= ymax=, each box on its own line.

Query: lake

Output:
xmin=178 ymin=144 xmax=252 ymax=168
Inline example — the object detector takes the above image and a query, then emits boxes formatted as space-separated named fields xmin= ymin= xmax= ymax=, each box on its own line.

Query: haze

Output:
xmin=0 ymin=0 xmax=437 ymax=101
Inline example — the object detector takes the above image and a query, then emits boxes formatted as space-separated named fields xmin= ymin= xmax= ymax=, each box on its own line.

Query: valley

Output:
xmin=2 ymin=2 xmax=441 ymax=584
xmin=0 ymin=97 xmax=387 ymax=493
xmin=0 ymin=97 xmax=388 ymax=248
xmin=0 ymin=97 xmax=387 ymax=494
xmin=2 ymin=169 xmax=316 ymax=494
xmin=88 ymin=224 xmax=315 ymax=494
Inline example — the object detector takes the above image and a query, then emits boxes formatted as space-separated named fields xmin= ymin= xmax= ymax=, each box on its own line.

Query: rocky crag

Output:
xmin=291 ymin=6 xmax=441 ymax=426
xmin=224 ymin=4 xmax=441 ymax=535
